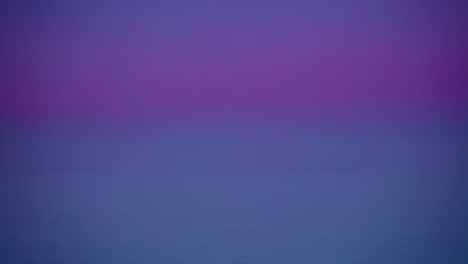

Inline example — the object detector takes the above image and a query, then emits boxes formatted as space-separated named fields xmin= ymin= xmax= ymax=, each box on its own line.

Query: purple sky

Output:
xmin=1 ymin=2 xmax=466 ymax=125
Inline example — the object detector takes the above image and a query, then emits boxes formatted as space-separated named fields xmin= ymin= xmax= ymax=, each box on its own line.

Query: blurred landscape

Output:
xmin=1 ymin=1 xmax=467 ymax=263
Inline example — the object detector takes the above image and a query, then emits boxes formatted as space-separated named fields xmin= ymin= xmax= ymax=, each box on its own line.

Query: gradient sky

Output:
xmin=1 ymin=1 xmax=466 ymax=125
